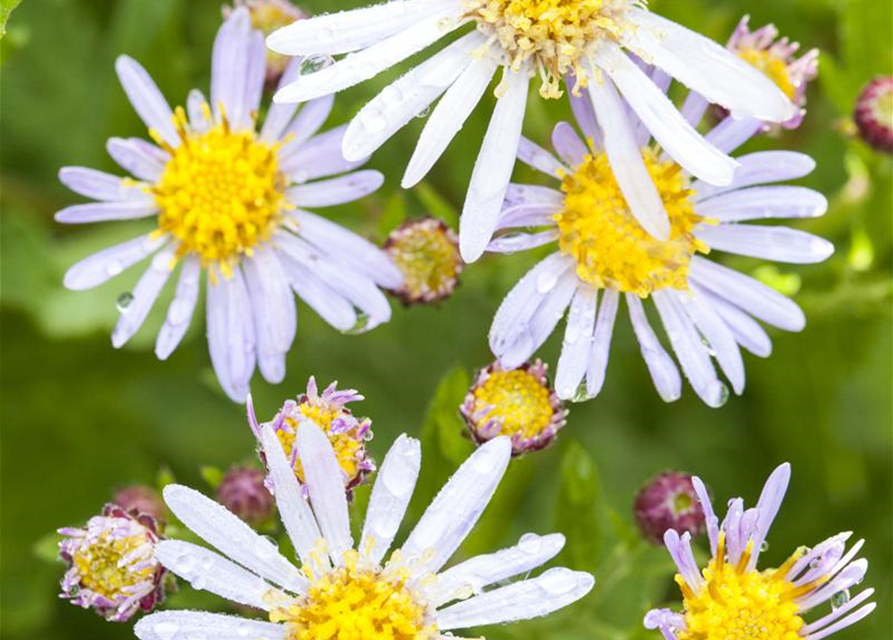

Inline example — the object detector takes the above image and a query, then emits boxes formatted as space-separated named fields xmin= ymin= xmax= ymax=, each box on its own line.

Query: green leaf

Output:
xmin=555 ymin=439 xmax=603 ymax=574
xmin=0 ymin=0 xmax=22 ymax=38
xmin=32 ymin=531 xmax=62 ymax=564
xmin=199 ymin=465 xmax=225 ymax=490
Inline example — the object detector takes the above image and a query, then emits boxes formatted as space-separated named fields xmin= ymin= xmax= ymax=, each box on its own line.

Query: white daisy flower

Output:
xmin=485 ymin=88 xmax=833 ymax=407
xmin=265 ymin=0 xmax=797 ymax=262
xmin=645 ymin=463 xmax=875 ymax=640
xmin=134 ymin=421 xmax=594 ymax=640
xmin=56 ymin=8 xmax=402 ymax=402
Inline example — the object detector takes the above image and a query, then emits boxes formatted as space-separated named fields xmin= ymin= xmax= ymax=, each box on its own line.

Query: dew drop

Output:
xmin=539 ymin=568 xmax=575 ymax=594
xmin=571 ymin=381 xmax=596 ymax=403
xmin=106 ymin=260 xmax=124 ymax=277
xmin=536 ymin=270 xmax=558 ymax=293
xmin=381 ymin=85 xmax=404 ymax=106
xmin=519 ymin=533 xmax=542 ymax=554
xmin=300 ymin=54 xmax=334 ymax=76
xmin=116 ymin=292 xmax=134 ymax=313
xmin=415 ymin=105 xmax=430 ymax=119
xmin=831 ymin=589 xmax=851 ymax=610
xmin=760 ymin=540 xmax=770 ymax=552
xmin=341 ymin=311 xmax=371 ymax=335
xmin=359 ymin=107 xmax=387 ymax=134
xmin=153 ymin=621 xmax=179 ymax=640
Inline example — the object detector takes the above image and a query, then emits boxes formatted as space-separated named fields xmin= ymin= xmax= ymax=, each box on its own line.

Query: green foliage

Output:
xmin=0 ymin=0 xmax=22 ymax=37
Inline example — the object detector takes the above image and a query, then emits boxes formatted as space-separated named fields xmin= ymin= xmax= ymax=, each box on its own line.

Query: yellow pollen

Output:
xmin=270 ymin=549 xmax=435 ymax=640
xmin=386 ymin=219 xmax=462 ymax=303
xmin=152 ymin=108 xmax=286 ymax=275
xmin=554 ymin=149 xmax=708 ymax=296
xmin=738 ymin=48 xmax=796 ymax=100
xmin=277 ymin=404 xmax=364 ymax=485
xmin=72 ymin=530 xmax=155 ymax=601
xmin=465 ymin=0 xmax=634 ymax=98
xmin=472 ymin=369 xmax=555 ymax=439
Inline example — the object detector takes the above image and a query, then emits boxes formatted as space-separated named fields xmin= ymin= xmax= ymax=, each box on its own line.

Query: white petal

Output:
xmin=297 ymin=421 xmax=353 ymax=565
xmin=680 ymin=90 xmax=710 ymax=127
xmin=433 ymin=533 xmax=566 ymax=607
xmin=503 ymin=183 xmax=565 ymax=208
xmin=555 ymin=286 xmax=598 ymax=399
xmin=403 ymin=437 xmax=512 ymax=574
xmin=551 ymin=122 xmax=588 ymax=168
xmin=694 ymin=151 xmax=817 ymax=201
xmin=135 ymin=612 xmax=286 ymax=640
xmin=211 ymin=6 xmax=252 ymax=128
xmin=279 ymin=254 xmax=358 ymax=331
xmin=695 ymin=224 xmax=834 ymax=264
xmin=510 ymin=268 xmax=578 ymax=368
xmin=292 ymin=209 xmax=403 ymax=289
xmin=279 ymin=95 xmax=335 ymax=148
xmin=115 ymin=56 xmax=179 ymax=148
xmin=436 ymin=567 xmax=594 ymax=630
xmin=273 ymin=8 xmax=463 ymax=103
xmin=696 ymin=186 xmax=827 ymax=222
xmin=266 ymin=0 xmax=455 ymax=56
xmin=63 ymin=233 xmax=166 ymax=291
xmin=626 ymin=294 xmax=682 ymax=402
xmin=403 ymin=52 xmax=497 ymax=188
xmin=652 ymin=290 xmax=725 ymax=407
xmin=286 ymin=171 xmax=384 ymax=207
xmin=594 ymin=44 xmax=737 ymax=186
xmin=58 ymin=167 xmax=151 ymax=202
xmin=242 ymin=248 xmax=296 ymax=384
xmin=156 ymin=256 xmax=201 ymax=360
xmin=459 ymin=69 xmax=529 ymax=263
xmin=259 ymin=425 xmax=322 ymax=566
xmin=55 ymin=200 xmax=158 ymax=224
xmin=486 ymin=230 xmax=559 ymax=254
xmin=675 ymin=290 xmax=745 ymax=394
xmin=693 ymin=284 xmax=772 ymax=358
xmin=585 ymin=288 xmax=619 ymax=396
xmin=587 ymin=68 xmax=669 ymax=240
xmin=343 ymin=34 xmax=481 ymax=162
xmin=112 ymin=246 xmax=176 ymax=348
xmin=187 ymin=89 xmax=212 ymax=133
xmin=206 ymin=267 xmax=256 ymax=402
xmin=162 ymin=484 xmax=306 ymax=591
xmin=690 ymin=257 xmax=805 ymax=332
xmin=518 ymin=136 xmax=568 ymax=177
xmin=623 ymin=9 xmax=797 ymax=123
xmin=155 ymin=540 xmax=285 ymax=609
xmin=279 ymin=125 xmax=368 ymax=182
xmin=106 ymin=137 xmax=167 ymax=181
xmin=361 ymin=434 xmax=421 ymax=564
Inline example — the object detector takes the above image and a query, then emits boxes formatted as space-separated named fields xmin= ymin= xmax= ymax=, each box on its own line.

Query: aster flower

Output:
xmin=59 ymin=504 xmax=168 ymax=622
xmin=644 ymin=464 xmax=876 ymax=640
xmin=384 ymin=217 xmax=464 ymax=304
xmin=265 ymin=0 xmax=797 ymax=263
xmin=133 ymin=422 xmax=594 ymax=640
xmin=854 ymin=76 xmax=893 ymax=154
xmin=216 ymin=466 xmax=276 ymax=525
xmin=486 ymin=83 xmax=833 ymax=407
xmin=460 ymin=359 xmax=567 ymax=455
xmin=56 ymin=8 xmax=402 ymax=402
xmin=634 ymin=472 xmax=705 ymax=545
xmin=249 ymin=378 xmax=375 ymax=494
xmin=721 ymin=16 xmax=819 ymax=131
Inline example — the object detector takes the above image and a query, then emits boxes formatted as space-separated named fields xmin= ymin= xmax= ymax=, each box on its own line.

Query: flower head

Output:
xmin=266 ymin=0 xmax=796 ymax=263
xmin=56 ymin=8 xmax=402 ymax=402
xmin=645 ymin=464 xmax=875 ymax=640
xmin=112 ymin=485 xmax=167 ymax=521
xmin=486 ymin=79 xmax=832 ymax=407
xmin=854 ymin=76 xmax=893 ymax=154
xmin=461 ymin=359 xmax=567 ymax=455
xmin=726 ymin=16 xmax=819 ymax=130
xmin=224 ymin=0 xmax=308 ymax=87
xmin=58 ymin=504 xmax=168 ymax=622
xmin=134 ymin=421 xmax=594 ymax=640
xmin=384 ymin=217 xmax=463 ymax=305
xmin=251 ymin=378 xmax=375 ymax=495
xmin=634 ymin=472 xmax=705 ymax=545
xmin=216 ymin=466 xmax=276 ymax=525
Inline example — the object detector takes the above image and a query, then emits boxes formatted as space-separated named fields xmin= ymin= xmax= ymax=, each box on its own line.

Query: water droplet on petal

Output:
xmin=153 ymin=621 xmax=179 ymax=640
xmin=519 ymin=533 xmax=542 ymax=554
xmin=415 ymin=105 xmax=430 ymax=119
xmin=106 ymin=260 xmax=124 ymax=277
xmin=831 ymin=589 xmax=851 ymax=610
xmin=116 ymin=292 xmax=134 ymax=312
xmin=300 ymin=54 xmax=334 ymax=76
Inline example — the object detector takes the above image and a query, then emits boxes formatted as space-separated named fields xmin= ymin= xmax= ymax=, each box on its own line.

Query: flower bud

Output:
xmin=854 ymin=76 xmax=893 ymax=154
xmin=634 ymin=471 xmax=706 ymax=544
xmin=384 ymin=217 xmax=464 ymax=305
xmin=216 ymin=466 xmax=275 ymax=525
xmin=112 ymin=485 xmax=166 ymax=521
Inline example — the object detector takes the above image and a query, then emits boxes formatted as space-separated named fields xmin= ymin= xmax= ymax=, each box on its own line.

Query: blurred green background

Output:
xmin=1 ymin=0 xmax=891 ymax=639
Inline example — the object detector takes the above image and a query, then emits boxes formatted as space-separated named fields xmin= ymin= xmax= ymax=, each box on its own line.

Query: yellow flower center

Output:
xmin=466 ymin=0 xmax=633 ymax=98
xmin=386 ymin=219 xmax=462 ymax=303
xmin=554 ymin=150 xmax=707 ymax=297
xmin=738 ymin=48 xmax=796 ymax=100
xmin=678 ymin=536 xmax=825 ymax=640
xmin=270 ymin=550 xmax=435 ymax=640
xmin=73 ymin=529 xmax=156 ymax=601
xmin=473 ymin=368 xmax=555 ymax=439
xmin=152 ymin=108 xmax=287 ymax=275
xmin=277 ymin=403 xmax=363 ymax=485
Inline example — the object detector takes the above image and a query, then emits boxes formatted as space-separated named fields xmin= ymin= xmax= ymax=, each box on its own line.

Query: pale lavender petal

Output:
xmin=692 ymin=283 xmax=772 ymax=358
xmin=806 ymin=603 xmax=876 ymax=640
xmin=680 ymin=91 xmax=709 ymax=127
xmin=567 ymin=79 xmax=601 ymax=147
xmin=486 ymin=230 xmax=559 ymax=254
xmin=692 ymin=475 xmax=719 ymax=555
xmin=285 ymin=171 xmax=383 ymax=208
xmin=494 ymin=203 xmax=560 ymax=232
xmin=675 ymin=290 xmax=745 ymax=394
xmin=704 ymin=116 xmax=764 ymax=154
xmin=135 ymin=612 xmax=286 ymax=640
xmin=663 ymin=529 xmax=703 ymax=589
xmin=156 ymin=256 xmax=201 ymax=360
xmin=186 ymin=89 xmax=211 ymax=133
xmin=696 ymin=224 xmax=834 ymax=264
xmin=278 ymin=95 xmax=335 ymax=148
xmin=694 ymin=152 xmax=817 ymax=201
xmin=803 ymin=589 xmax=875 ymax=637
xmin=551 ymin=122 xmax=588 ymax=168
xmin=115 ymin=56 xmax=179 ymax=148
xmin=211 ymin=6 xmax=252 ymax=128
xmin=627 ymin=294 xmax=682 ymax=402
xmin=747 ymin=463 xmax=791 ymax=570
xmin=518 ymin=136 xmax=568 ymax=178
xmin=106 ymin=137 xmax=168 ymax=181
xmin=555 ymin=286 xmax=597 ymax=399
xmin=260 ymin=60 xmax=302 ymax=142
xmin=503 ymin=183 xmax=565 ymax=208
xmin=512 ymin=268 xmax=578 ymax=367
xmin=277 ymin=252 xmax=358 ymax=331
xmin=58 ymin=167 xmax=151 ymax=202
xmin=696 ymin=186 xmax=827 ymax=222
xmin=63 ymin=233 xmax=166 ymax=291
xmin=280 ymin=125 xmax=367 ymax=182
xmin=242 ymin=30 xmax=267 ymax=126
xmin=112 ymin=246 xmax=177 ymax=348
xmin=55 ymin=200 xmax=158 ymax=224
xmin=585 ymin=288 xmax=619 ymax=396
xmin=206 ymin=266 xmax=256 ymax=402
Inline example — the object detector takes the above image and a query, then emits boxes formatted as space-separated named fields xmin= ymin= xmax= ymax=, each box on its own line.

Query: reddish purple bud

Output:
xmin=112 ymin=485 xmax=166 ymax=521
xmin=634 ymin=471 xmax=706 ymax=544
xmin=854 ymin=76 xmax=893 ymax=154
xmin=216 ymin=466 xmax=275 ymax=525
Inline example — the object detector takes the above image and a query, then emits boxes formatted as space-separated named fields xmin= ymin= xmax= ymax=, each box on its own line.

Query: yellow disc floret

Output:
xmin=466 ymin=0 xmax=634 ymax=98
xmin=277 ymin=403 xmax=364 ymax=485
xmin=678 ymin=535 xmax=822 ymax=640
xmin=738 ymin=48 xmax=796 ymax=100
xmin=72 ymin=528 xmax=156 ymax=601
xmin=270 ymin=550 xmax=435 ymax=640
xmin=554 ymin=149 xmax=707 ymax=297
xmin=385 ymin=218 xmax=463 ymax=304
xmin=152 ymin=108 xmax=286 ymax=276
xmin=472 ymin=368 xmax=556 ymax=439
